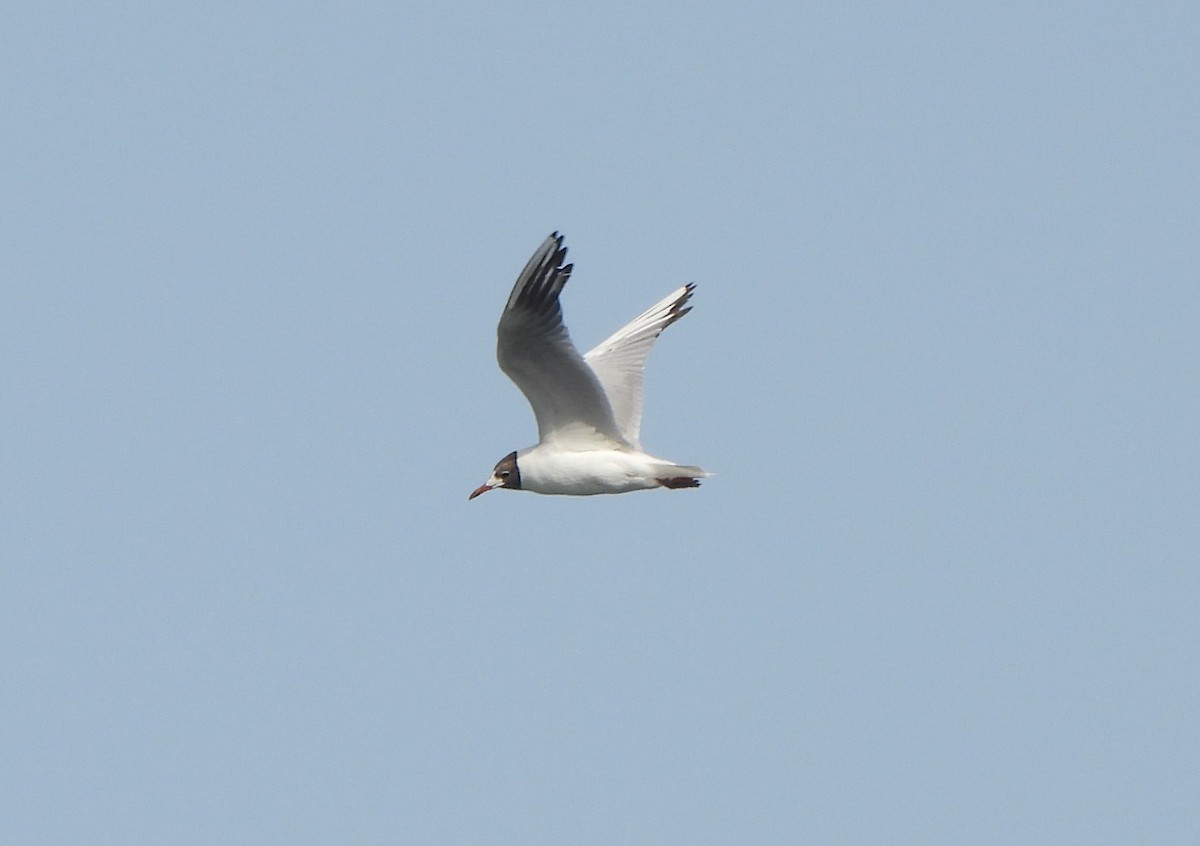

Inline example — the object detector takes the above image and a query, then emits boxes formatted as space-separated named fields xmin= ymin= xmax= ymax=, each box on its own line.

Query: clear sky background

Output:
xmin=3 ymin=2 xmax=1197 ymax=843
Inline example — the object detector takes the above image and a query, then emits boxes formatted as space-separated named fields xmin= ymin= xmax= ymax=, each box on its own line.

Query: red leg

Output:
xmin=656 ymin=477 xmax=701 ymax=489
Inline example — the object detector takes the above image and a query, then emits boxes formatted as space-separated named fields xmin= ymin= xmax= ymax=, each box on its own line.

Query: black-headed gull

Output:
xmin=470 ymin=233 xmax=709 ymax=499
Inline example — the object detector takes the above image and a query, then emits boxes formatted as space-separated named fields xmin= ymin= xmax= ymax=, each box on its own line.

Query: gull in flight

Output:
xmin=470 ymin=232 xmax=709 ymax=499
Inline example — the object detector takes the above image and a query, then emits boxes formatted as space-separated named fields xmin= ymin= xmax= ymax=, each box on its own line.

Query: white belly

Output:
xmin=518 ymin=447 xmax=664 ymax=496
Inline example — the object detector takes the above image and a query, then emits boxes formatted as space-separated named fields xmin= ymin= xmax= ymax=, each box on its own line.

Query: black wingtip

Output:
xmin=544 ymin=232 xmax=567 ymax=269
xmin=663 ymin=283 xmax=696 ymax=327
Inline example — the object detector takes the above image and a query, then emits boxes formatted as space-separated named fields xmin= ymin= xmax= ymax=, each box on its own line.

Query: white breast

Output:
xmin=517 ymin=447 xmax=663 ymax=496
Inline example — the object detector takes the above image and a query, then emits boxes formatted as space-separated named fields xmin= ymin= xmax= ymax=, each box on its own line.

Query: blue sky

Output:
xmin=3 ymin=2 xmax=1197 ymax=843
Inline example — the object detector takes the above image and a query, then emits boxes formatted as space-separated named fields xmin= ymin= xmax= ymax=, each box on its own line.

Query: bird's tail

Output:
xmin=653 ymin=463 xmax=710 ymax=489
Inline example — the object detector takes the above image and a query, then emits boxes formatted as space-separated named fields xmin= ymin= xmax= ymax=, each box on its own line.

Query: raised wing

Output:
xmin=584 ymin=283 xmax=694 ymax=448
xmin=497 ymin=233 xmax=628 ymax=448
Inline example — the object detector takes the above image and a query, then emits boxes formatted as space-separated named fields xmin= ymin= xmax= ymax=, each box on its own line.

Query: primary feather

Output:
xmin=496 ymin=233 xmax=627 ymax=447
xmin=584 ymin=283 xmax=694 ymax=448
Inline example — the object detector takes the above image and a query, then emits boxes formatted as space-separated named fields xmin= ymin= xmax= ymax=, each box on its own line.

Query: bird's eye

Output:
xmin=499 ymin=471 xmax=509 ymax=479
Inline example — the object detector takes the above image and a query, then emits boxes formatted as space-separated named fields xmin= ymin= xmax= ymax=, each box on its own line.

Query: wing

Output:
xmin=583 ymin=283 xmax=694 ymax=448
xmin=496 ymin=233 xmax=629 ymax=448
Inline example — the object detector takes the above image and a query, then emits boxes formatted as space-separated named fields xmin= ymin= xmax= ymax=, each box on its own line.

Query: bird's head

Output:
xmin=469 ymin=451 xmax=522 ymax=500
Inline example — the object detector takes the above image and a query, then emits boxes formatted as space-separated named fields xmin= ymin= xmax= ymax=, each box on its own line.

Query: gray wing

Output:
xmin=583 ymin=284 xmax=694 ymax=448
xmin=496 ymin=233 xmax=629 ymax=448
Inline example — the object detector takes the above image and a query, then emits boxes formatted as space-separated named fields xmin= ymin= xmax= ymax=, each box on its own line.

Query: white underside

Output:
xmin=516 ymin=445 xmax=707 ymax=496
